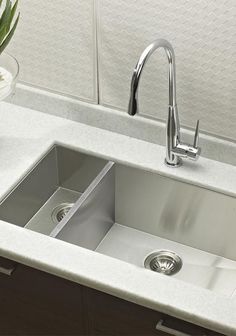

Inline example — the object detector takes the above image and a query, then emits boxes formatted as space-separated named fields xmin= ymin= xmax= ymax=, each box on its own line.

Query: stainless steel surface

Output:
xmin=144 ymin=250 xmax=182 ymax=275
xmin=0 ymin=257 xmax=17 ymax=276
xmin=96 ymin=223 xmax=236 ymax=296
xmin=51 ymin=162 xmax=115 ymax=251
xmin=0 ymin=143 xmax=235 ymax=296
xmin=0 ymin=145 xmax=108 ymax=232
xmin=193 ymin=120 xmax=200 ymax=148
xmin=128 ymin=38 xmax=201 ymax=167
xmin=52 ymin=203 xmax=74 ymax=224
xmin=155 ymin=319 xmax=191 ymax=336
xmin=0 ymin=148 xmax=58 ymax=227
xmin=115 ymin=164 xmax=236 ymax=261
xmin=25 ymin=188 xmax=80 ymax=235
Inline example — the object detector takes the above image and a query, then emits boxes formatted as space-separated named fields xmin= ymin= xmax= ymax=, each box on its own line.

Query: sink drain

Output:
xmin=144 ymin=250 xmax=182 ymax=276
xmin=51 ymin=203 xmax=74 ymax=224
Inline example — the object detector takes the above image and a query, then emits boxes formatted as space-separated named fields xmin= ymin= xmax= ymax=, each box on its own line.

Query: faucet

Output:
xmin=128 ymin=39 xmax=201 ymax=167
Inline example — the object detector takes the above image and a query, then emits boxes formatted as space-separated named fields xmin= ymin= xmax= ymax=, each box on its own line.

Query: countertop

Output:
xmin=0 ymin=101 xmax=236 ymax=335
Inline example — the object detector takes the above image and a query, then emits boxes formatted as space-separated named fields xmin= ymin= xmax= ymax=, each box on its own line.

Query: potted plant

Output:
xmin=0 ymin=0 xmax=19 ymax=100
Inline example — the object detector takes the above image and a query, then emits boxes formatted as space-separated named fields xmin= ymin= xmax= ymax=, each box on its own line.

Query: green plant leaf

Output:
xmin=0 ymin=0 xmax=11 ymax=28
xmin=6 ymin=0 xmax=18 ymax=32
xmin=0 ymin=25 xmax=7 ymax=45
xmin=0 ymin=12 xmax=19 ymax=54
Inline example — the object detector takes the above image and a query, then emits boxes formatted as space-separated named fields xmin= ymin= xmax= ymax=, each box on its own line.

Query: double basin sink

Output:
xmin=0 ymin=145 xmax=235 ymax=296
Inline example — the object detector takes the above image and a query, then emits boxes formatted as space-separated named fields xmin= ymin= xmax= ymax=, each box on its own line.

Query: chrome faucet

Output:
xmin=128 ymin=39 xmax=201 ymax=167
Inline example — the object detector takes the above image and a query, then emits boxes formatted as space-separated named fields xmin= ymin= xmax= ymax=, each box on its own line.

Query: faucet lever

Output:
xmin=193 ymin=120 xmax=200 ymax=148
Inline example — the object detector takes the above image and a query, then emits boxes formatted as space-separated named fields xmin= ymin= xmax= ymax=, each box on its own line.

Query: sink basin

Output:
xmin=0 ymin=146 xmax=110 ymax=235
xmin=0 ymin=145 xmax=236 ymax=296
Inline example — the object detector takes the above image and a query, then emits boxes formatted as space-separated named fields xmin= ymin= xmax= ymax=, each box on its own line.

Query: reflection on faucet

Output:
xmin=128 ymin=38 xmax=201 ymax=168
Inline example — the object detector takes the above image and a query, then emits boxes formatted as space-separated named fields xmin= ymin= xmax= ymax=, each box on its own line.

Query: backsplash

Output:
xmin=97 ymin=0 xmax=236 ymax=141
xmin=8 ymin=0 xmax=236 ymax=142
xmin=8 ymin=0 xmax=97 ymax=103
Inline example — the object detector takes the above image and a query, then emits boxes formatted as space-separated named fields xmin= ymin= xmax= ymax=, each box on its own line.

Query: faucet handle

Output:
xmin=171 ymin=120 xmax=201 ymax=161
xmin=193 ymin=120 xmax=200 ymax=148
xmin=186 ymin=119 xmax=201 ymax=160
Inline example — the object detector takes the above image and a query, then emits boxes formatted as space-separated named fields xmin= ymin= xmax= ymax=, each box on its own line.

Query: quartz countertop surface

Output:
xmin=0 ymin=102 xmax=236 ymax=335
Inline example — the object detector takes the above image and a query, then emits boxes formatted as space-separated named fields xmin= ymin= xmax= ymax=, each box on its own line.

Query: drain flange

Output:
xmin=51 ymin=203 xmax=74 ymax=224
xmin=144 ymin=250 xmax=182 ymax=276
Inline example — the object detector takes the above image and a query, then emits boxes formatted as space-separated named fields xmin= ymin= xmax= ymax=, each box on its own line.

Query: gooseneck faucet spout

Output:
xmin=128 ymin=39 xmax=177 ymax=115
xmin=128 ymin=39 xmax=201 ymax=168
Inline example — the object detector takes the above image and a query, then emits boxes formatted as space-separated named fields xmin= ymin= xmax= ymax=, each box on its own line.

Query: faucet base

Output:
xmin=164 ymin=158 xmax=182 ymax=168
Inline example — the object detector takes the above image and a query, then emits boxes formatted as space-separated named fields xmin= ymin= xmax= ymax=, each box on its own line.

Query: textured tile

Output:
xmin=8 ymin=0 xmax=97 ymax=102
xmin=97 ymin=0 xmax=236 ymax=140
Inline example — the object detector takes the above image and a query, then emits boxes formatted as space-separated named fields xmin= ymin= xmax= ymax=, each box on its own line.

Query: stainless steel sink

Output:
xmin=0 ymin=145 xmax=111 ymax=235
xmin=0 ymin=145 xmax=236 ymax=296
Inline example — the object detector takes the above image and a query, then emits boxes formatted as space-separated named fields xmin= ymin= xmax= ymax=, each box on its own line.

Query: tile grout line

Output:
xmin=94 ymin=0 xmax=100 ymax=105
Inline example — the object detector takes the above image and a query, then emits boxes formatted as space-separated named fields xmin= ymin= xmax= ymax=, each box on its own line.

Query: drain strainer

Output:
xmin=144 ymin=250 xmax=182 ymax=276
xmin=51 ymin=203 xmax=74 ymax=224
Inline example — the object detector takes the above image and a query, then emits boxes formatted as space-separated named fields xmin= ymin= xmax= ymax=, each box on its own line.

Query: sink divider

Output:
xmin=50 ymin=161 xmax=115 ymax=250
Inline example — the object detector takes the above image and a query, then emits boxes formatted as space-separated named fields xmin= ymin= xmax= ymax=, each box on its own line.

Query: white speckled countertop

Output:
xmin=0 ymin=101 xmax=236 ymax=335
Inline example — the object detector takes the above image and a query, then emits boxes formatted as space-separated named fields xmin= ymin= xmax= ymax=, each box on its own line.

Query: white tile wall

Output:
xmin=5 ymin=0 xmax=236 ymax=142
xmin=8 ymin=0 xmax=97 ymax=102
xmin=97 ymin=0 xmax=236 ymax=141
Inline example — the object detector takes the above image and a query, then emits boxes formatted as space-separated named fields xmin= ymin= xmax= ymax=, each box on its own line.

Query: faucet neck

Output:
xmin=165 ymin=47 xmax=177 ymax=107
xmin=128 ymin=39 xmax=177 ymax=116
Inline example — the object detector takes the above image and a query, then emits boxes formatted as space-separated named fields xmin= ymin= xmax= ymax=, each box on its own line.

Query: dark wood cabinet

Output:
xmin=0 ymin=260 xmax=87 ymax=335
xmin=0 ymin=258 xmax=225 ymax=336
xmin=84 ymin=286 xmax=224 ymax=336
xmin=84 ymin=286 xmax=168 ymax=336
